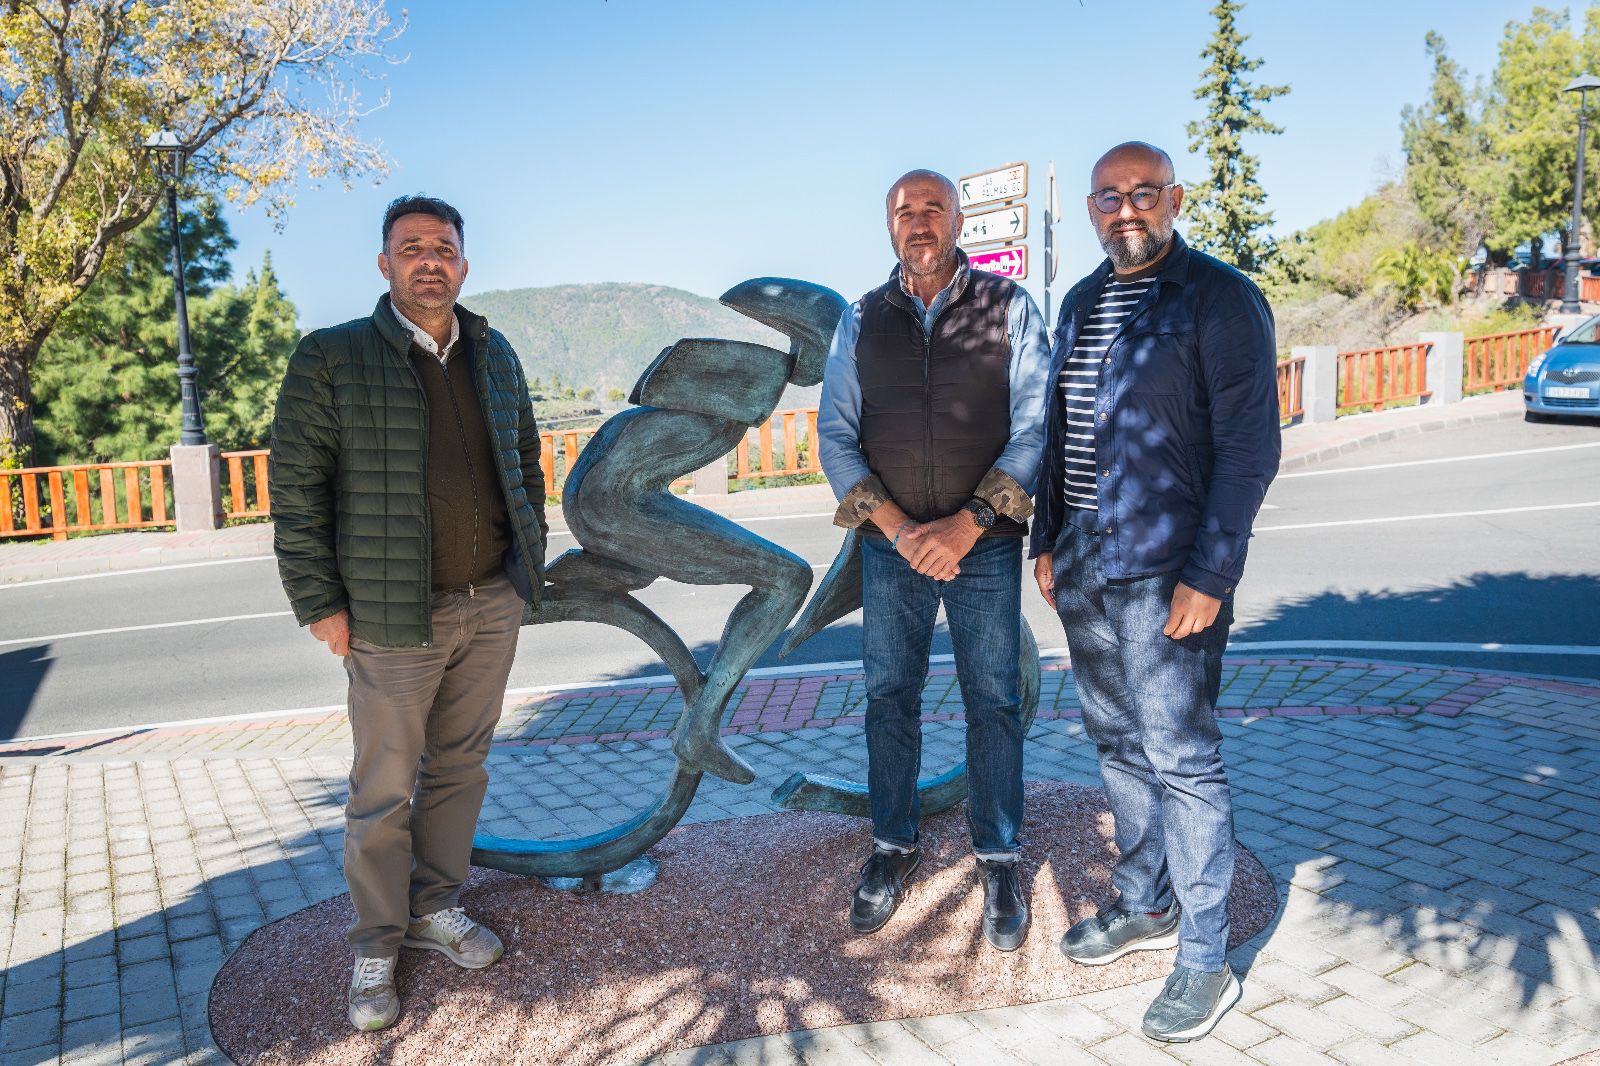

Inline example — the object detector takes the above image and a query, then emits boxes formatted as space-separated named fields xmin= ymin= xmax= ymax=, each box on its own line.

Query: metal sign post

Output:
xmin=1044 ymin=160 xmax=1060 ymax=337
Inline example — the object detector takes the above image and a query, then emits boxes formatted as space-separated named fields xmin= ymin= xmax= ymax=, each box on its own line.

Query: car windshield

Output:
xmin=1562 ymin=315 xmax=1600 ymax=343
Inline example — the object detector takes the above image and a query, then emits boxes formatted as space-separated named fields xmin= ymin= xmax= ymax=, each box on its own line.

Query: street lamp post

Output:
xmin=144 ymin=129 xmax=221 ymax=532
xmin=143 ymin=129 xmax=208 ymax=446
xmin=1561 ymin=75 xmax=1600 ymax=315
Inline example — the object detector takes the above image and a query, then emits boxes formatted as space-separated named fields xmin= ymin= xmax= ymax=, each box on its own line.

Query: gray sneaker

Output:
xmin=347 ymin=955 xmax=399 ymax=1031
xmin=1142 ymin=964 xmax=1241 ymax=1042
xmin=403 ymin=906 xmax=504 ymax=969
xmin=1060 ymin=902 xmax=1180 ymax=965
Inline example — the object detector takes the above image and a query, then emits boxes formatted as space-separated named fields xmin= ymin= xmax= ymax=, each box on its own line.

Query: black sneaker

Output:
xmin=1142 ymin=964 xmax=1241 ymax=1042
xmin=849 ymin=847 xmax=919 ymax=934
xmin=977 ymin=858 xmax=1030 ymax=952
xmin=1060 ymin=902 xmax=1180 ymax=965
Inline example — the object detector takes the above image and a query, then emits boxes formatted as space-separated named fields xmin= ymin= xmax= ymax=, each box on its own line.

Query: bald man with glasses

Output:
xmin=1031 ymin=142 xmax=1280 ymax=1043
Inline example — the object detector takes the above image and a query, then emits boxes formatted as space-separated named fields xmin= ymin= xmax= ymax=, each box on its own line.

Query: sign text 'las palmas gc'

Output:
xmin=958 ymin=163 xmax=1027 ymax=211
xmin=960 ymin=204 xmax=1027 ymax=248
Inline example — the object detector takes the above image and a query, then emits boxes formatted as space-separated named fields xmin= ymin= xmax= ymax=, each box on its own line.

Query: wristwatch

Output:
xmin=962 ymin=497 xmax=997 ymax=529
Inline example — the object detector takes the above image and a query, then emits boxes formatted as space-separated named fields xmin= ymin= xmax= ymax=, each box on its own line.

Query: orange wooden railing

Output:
xmin=221 ymin=449 xmax=272 ymax=519
xmin=1522 ymin=270 xmax=1561 ymax=301
xmin=1583 ymin=275 xmax=1600 ymax=303
xmin=1464 ymin=326 xmax=1558 ymax=394
xmin=538 ymin=407 xmax=822 ymax=494
xmin=0 ymin=460 xmax=172 ymax=541
xmin=1276 ymin=356 xmax=1305 ymax=424
xmin=1337 ymin=342 xmax=1431 ymax=413
xmin=735 ymin=408 xmax=820 ymax=480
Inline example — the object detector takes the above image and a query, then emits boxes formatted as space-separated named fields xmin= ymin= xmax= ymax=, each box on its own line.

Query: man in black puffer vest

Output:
xmin=818 ymin=170 xmax=1050 ymax=951
xmin=270 ymin=196 xmax=546 ymax=1032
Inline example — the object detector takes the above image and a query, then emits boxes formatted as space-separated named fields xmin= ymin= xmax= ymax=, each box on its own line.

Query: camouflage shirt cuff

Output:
xmin=975 ymin=468 xmax=1034 ymax=522
xmin=833 ymin=474 xmax=891 ymax=529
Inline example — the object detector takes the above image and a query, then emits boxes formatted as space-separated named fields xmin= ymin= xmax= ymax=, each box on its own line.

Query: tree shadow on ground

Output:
xmin=0 ymin=765 xmax=348 ymax=1065
xmin=0 ymin=644 xmax=52 ymax=740
xmin=1233 ymin=570 xmax=1600 ymax=654
xmin=1217 ymin=573 xmax=1600 ymax=1022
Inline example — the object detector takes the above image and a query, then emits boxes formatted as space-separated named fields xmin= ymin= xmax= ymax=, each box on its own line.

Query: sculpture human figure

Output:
xmin=558 ymin=278 xmax=846 ymax=785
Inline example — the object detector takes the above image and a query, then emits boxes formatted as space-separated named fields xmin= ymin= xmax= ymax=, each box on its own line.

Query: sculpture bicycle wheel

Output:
xmin=469 ymin=564 xmax=708 ymax=881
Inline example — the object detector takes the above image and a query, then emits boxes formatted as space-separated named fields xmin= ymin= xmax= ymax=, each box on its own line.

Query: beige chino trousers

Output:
xmin=342 ymin=575 xmax=524 ymax=957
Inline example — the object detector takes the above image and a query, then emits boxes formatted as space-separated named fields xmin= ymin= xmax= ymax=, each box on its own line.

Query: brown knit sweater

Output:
xmin=408 ymin=340 xmax=511 ymax=590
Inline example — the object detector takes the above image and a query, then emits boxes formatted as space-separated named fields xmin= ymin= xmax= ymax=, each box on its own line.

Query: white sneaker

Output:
xmin=348 ymin=955 xmax=399 ymax=1031
xmin=402 ymin=906 xmax=504 ymax=969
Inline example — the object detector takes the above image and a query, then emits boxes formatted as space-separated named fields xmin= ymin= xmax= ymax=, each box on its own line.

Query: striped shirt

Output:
xmin=1059 ymin=276 xmax=1151 ymax=513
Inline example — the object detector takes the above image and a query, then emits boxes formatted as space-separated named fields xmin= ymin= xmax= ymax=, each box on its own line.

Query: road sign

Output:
xmin=958 ymin=163 xmax=1027 ymax=210
xmin=969 ymin=245 xmax=1028 ymax=280
xmin=960 ymin=204 xmax=1027 ymax=247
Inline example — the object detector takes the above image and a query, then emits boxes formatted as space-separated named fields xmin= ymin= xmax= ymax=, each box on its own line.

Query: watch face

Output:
xmin=966 ymin=500 xmax=996 ymax=528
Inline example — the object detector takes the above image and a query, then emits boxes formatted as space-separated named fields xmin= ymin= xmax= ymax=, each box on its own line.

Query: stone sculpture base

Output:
xmin=209 ymin=783 xmax=1277 ymax=1066
xmin=541 ymin=857 xmax=659 ymax=895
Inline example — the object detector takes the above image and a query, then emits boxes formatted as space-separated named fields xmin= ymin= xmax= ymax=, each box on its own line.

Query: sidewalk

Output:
xmin=0 ymin=389 xmax=1526 ymax=585
xmin=1 ymin=653 xmax=1597 ymax=1065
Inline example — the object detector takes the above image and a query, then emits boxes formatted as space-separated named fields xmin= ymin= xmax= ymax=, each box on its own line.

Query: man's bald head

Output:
xmin=886 ymin=169 xmax=959 ymax=214
xmin=885 ymin=169 xmax=963 ymax=284
xmin=1090 ymin=142 xmax=1175 ymax=192
xmin=1086 ymin=141 xmax=1182 ymax=273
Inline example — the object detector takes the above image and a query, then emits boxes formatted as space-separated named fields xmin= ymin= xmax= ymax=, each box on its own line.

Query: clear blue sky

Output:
xmin=221 ymin=0 xmax=1579 ymax=329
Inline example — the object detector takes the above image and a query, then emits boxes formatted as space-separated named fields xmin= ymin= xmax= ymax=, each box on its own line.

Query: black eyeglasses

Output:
xmin=1089 ymin=183 xmax=1178 ymax=214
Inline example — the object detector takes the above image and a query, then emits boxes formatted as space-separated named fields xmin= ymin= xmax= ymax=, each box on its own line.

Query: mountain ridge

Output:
xmin=461 ymin=281 xmax=822 ymax=409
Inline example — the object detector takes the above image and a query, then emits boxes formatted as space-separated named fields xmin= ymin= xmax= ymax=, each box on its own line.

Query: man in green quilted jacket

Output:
xmin=269 ymin=195 xmax=547 ymax=1032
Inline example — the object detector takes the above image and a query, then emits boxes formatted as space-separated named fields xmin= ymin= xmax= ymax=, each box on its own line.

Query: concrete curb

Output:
xmin=1278 ymin=390 xmax=1523 ymax=471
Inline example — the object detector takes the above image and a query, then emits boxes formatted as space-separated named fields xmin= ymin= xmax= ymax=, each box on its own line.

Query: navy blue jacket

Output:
xmin=1029 ymin=235 xmax=1280 ymax=600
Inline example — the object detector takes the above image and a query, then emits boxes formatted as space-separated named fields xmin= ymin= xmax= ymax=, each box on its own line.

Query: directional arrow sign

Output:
xmin=969 ymin=245 xmax=1028 ymax=280
xmin=958 ymin=163 xmax=1027 ymax=210
xmin=960 ymin=204 xmax=1028 ymax=247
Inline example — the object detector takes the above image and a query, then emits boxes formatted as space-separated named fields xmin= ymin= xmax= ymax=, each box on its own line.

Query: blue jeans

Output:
xmin=1051 ymin=523 xmax=1235 ymax=971
xmin=861 ymin=534 xmax=1025 ymax=860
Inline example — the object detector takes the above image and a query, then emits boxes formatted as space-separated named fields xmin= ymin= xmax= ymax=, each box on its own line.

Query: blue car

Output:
xmin=1525 ymin=316 xmax=1600 ymax=420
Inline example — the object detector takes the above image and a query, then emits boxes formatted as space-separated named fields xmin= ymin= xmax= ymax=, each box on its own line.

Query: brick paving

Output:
xmin=0 ymin=655 xmax=1597 ymax=1065
xmin=2 ymin=658 xmax=1565 ymax=760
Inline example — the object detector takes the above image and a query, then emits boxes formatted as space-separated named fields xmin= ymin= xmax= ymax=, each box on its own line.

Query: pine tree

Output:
xmin=1401 ymin=32 xmax=1494 ymax=254
xmin=31 ymin=197 xmax=299 ymax=463
xmin=1184 ymin=0 xmax=1289 ymax=274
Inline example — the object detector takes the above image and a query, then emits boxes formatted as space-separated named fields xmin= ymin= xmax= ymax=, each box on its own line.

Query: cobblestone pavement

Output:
xmin=1 ymin=655 xmax=1597 ymax=1065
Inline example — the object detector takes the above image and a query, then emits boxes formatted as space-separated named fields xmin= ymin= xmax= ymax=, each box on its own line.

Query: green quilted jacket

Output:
xmin=269 ymin=295 xmax=548 ymax=647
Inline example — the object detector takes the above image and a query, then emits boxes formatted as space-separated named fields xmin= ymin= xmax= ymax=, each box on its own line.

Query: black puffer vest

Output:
xmin=856 ymin=267 xmax=1022 ymax=537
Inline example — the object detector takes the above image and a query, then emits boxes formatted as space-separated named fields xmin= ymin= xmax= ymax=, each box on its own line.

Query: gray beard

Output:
xmin=1101 ymin=223 xmax=1172 ymax=271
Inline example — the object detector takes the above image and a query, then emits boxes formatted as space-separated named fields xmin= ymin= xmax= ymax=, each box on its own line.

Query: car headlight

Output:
xmin=1527 ymin=354 xmax=1546 ymax=376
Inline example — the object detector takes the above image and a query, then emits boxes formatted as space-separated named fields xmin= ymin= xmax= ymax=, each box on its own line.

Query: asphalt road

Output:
xmin=3 ymin=417 xmax=1597 ymax=739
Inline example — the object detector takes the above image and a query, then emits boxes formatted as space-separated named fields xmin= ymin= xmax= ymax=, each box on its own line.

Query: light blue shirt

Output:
xmin=817 ymin=257 xmax=1051 ymax=502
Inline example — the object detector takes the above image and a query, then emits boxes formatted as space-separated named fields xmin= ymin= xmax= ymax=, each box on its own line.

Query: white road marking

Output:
xmin=9 ymin=639 xmax=1595 ymax=746
xmin=0 ymin=555 xmax=277 ymax=590
xmin=4 ymin=568 xmax=840 ymax=646
xmin=0 ymin=611 xmax=293 ymax=648
xmin=0 ymin=512 xmax=836 ymax=590
xmin=1225 ymin=640 xmax=1600 ymax=656
xmin=1256 ymin=500 xmax=1600 ymax=532
xmin=1278 ymin=441 xmax=1600 ymax=480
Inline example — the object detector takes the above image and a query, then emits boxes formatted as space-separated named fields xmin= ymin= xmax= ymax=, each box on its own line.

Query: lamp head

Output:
xmin=143 ymin=128 xmax=187 ymax=181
